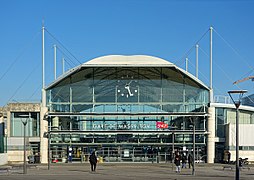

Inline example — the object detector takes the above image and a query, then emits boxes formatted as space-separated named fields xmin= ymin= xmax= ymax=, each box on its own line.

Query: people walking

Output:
xmin=89 ymin=151 xmax=97 ymax=172
xmin=68 ymin=146 xmax=73 ymax=163
xmin=174 ymin=152 xmax=181 ymax=173
xmin=239 ymin=158 xmax=243 ymax=168
xmin=227 ymin=151 xmax=231 ymax=164
xmin=181 ymin=153 xmax=187 ymax=169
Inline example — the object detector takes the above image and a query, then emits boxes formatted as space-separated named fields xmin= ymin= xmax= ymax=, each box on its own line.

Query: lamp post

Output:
xmin=48 ymin=131 xmax=50 ymax=170
xmin=192 ymin=118 xmax=195 ymax=176
xmin=171 ymin=125 xmax=177 ymax=170
xmin=172 ymin=130 xmax=175 ymax=170
xmin=189 ymin=117 xmax=195 ymax=176
xmin=19 ymin=114 xmax=30 ymax=174
xmin=228 ymin=90 xmax=247 ymax=180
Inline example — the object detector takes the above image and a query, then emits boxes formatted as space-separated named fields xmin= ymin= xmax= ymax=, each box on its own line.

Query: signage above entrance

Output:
xmin=92 ymin=122 xmax=151 ymax=130
xmin=156 ymin=122 xmax=168 ymax=129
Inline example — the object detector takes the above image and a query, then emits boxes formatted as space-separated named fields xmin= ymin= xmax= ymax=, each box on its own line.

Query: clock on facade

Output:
xmin=117 ymin=75 xmax=138 ymax=98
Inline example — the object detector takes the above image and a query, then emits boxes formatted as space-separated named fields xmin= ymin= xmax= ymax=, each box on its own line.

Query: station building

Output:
xmin=1 ymin=55 xmax=254 ymax=164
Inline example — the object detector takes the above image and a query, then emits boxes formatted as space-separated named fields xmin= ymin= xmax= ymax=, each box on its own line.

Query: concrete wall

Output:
xmin=227 ymin=124 xmax=254 ymax=161
xmin=0 ymin=153 xmax=8 ymax=165
xmin=0 ymin=103 xmax=41 ymax=164
xmin=229 ymin=151 xmax=254 ymax=163
xmin=207 ymin=106 xmax=215 ymax=163
xmin=7 ymin=137 xmax=36 ymax=162
xmin=8 ymin=151 xmax=24 ymax=162
xmin=228 ymin=124 xmax=254 ymax=146
xmin=40 ymin=106 xmax=48 ymax=163
xmin=5 ymin=103 xmax=41 ymax=111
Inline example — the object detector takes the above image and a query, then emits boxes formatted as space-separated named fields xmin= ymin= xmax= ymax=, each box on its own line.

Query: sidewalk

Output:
xmin=0 ymin=163 xmax=253 ymax=180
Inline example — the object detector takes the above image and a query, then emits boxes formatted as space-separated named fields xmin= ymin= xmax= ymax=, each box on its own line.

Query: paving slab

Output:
xmin=0 ymin=163 xmax=253 ymax=180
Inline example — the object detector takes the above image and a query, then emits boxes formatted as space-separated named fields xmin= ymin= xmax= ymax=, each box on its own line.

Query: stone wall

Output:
xmin=0 ymin=153 xmax=8 ymax=165
xmin=5 ymin=103 xmax=40 ymax=112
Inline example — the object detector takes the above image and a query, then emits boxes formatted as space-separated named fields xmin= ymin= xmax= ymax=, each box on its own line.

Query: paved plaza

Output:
xmin=0 ymin=163 xmax=254 ymax=180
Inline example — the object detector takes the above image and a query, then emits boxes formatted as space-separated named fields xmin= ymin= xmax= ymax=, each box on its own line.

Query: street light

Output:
xmin=189 ymin=117 xmax=196 ymax=176
xmin=192 ymin=118 xmax=196 ymax=176
xmin=19 ymin=114 xmax=30 ymax=174
xmin=228 ymin=90 xmax=247 ymax=180
xmin=172 ymin=130 xmax=175 ymax=170
xmin=171 ymin=124 xmax=177 ymax=170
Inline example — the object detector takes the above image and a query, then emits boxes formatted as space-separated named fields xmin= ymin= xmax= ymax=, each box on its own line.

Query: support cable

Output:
xmin=28 ymin=85 xmax=41 ymax=101
xmin=199 ymin=46 xmax=236 ymax=86
xmin=64 ymin=59 xmax=76 ymax=70
xmin=175 ymin=57 xmax=219 ymax=103
xmin=0 ymin=30 xmax=40 ymax=81
xmin=176 ymin=28 xmax=210 ymax=66
xmin=213 ymin=28 xmax=254 ymax=78
xmin=44 ymin=28 xmax=82 ymax=65
xmin=199 ymin=46 xmax=254 ymax=105
xmin=4 ymin=62 xmax=40 ymax=106
xmin=56 ymin=46 xmax=78 ymax=67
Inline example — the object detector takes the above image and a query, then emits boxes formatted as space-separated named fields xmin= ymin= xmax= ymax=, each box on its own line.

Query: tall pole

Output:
xmin=62 ymin=57 xmax=65 ymax=74
xmin=48 ymin=131 xmax=50 ymax=170
xmin=185 ymin=58 xmax=188 ymax=72
xmin=47 ymin=116 xmax=51 ymax=170
xmin=209 ymin=26 xmax=213 ymax=103
xmin=228 ymin=90 xmax=247 ymax=180
xmin=42 ymin=24 xmax=46 ymax=107
xmin=42 ymin=25 xmax=45 ymax=89
xmin=23 ymin=120 xmax=27 ymax=174
xmin=54 ymin=45 xmax=57 ymax=80
xmin=196 ymin=44 xmax=199 ymax=78
xmin=172 ymin=131 xmax=175 ymax=170
xmin=236 ymin=106 xmax=240 ymax=180
xmin=192 ymin=118 xmax=196 ymax=176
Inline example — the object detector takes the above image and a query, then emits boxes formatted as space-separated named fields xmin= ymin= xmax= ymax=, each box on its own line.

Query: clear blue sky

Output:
xmin=0 ymin=0 xmax=254 ymax=106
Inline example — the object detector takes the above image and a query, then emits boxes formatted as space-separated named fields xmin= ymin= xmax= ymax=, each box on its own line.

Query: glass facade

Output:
xmin=46 ymin=66 xmax=209 ymax=162
xmin=215 ymin=107 xmax=254 ymax=162
xmin=10 ymin=112 xmax=40 ymax=137
xmin=47 ymin=67 xmax=208 ymax=113
xmin=215 ymin=108 xmax=254 ymax=138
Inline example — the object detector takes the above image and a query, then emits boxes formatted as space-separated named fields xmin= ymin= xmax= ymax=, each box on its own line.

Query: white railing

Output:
xmin=214 ymin=95 xmax=232 ymax=104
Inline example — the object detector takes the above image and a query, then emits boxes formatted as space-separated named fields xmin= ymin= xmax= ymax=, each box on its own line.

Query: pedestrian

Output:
xmin=182 ymin=153 xmax=187 ymax=168
xmin=227 ymin=151 xmax=231 ymax=164
xmin=174 ymin=152 xmax=181 ymax=173
xmin=239 ymin=158 xmax=243 ymax=168
xmin=89 ymin=151 xmax=97 ymax=172
xmin=188 ymin=153 xmax=193 ymax=169
xmin=68 ymin=146 xmax=73 ymax=163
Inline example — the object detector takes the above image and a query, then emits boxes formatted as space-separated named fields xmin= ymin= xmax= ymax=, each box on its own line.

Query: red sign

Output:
xmin=156 ymin=122 xmax=168 ymax=129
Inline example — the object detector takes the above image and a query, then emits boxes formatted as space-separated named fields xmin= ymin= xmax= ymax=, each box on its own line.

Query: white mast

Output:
xmin=54 ymin=45 xmax=57 ymax=80
xmin=185 ymin=58 xmax=188 ymax=72
xmin=210 ymin=26 xmax=213 ymax=103
xmin=62 ymin=57 xmax=65 ymax=74
xmin=196 ymin=44 xmax=199 ymax=78
xmin=42 ymin=23 xmax=46 ymax=107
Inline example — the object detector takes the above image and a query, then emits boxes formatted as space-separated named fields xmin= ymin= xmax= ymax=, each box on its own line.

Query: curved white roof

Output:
xmin=46 ymin=54 xmax=209 ymax=90
xmin=84 ymin=55 xmax=173 ymax=66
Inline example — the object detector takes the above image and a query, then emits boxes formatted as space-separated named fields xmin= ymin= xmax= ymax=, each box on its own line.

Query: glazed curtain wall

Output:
xmin=10 ymin=112 xmax=40 ymax=137
xmin=46 ymin=67 xmax=209 ymax=113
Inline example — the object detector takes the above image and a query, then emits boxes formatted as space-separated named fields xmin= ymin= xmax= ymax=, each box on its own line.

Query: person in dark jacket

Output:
xmin=181 ymin=153 xmax=187 ymax=168
xmin=89 ymin=151 xmax=97 ymax=172
xmin=227 ymin=151 xmax=231 ymax=164
xmin=174 ymin=152 xmax=181 ymax=173
xmin=188 ymin=153 xmax=193 ymax=169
